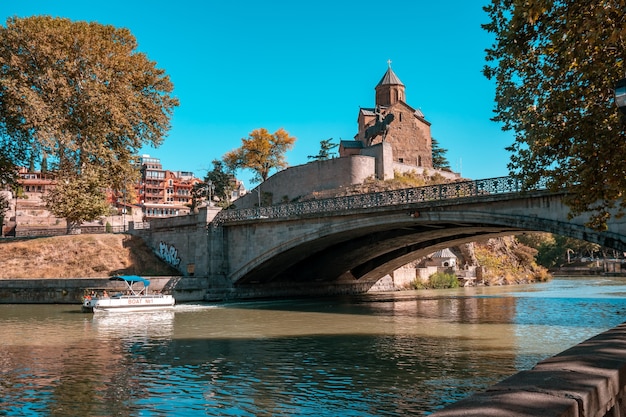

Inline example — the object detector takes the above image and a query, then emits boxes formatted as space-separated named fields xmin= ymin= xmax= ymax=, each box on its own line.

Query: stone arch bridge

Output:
xmin=133 ymin=177 xmax=626 ymax=299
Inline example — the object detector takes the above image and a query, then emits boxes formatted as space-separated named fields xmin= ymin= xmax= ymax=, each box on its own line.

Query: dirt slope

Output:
xmin=0 ymin=234 xmax=179 ymax=278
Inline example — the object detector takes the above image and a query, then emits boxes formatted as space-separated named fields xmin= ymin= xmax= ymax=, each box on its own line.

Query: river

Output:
xmin=2 ymin=276 xmax=626 ymax=416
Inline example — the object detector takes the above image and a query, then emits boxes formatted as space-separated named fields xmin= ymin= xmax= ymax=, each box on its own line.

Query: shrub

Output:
xmin=428 ymin=272 xmax=460 ymax=289
xmin=408 ymin=279 xmax=426 ymax=290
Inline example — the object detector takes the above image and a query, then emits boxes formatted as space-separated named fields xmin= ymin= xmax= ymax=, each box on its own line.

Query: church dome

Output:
xmin=377 ymin=66 xmax=404 ymax=87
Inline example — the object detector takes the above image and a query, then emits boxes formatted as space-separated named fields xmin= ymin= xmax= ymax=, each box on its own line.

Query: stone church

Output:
xmin=339 ymin=63 xmax=433 ymax=169
xmin=232 ymin=63 xmax=458 ymax=209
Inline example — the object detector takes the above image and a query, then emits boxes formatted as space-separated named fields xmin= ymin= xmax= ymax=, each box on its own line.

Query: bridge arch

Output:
xmin=223 ymin=190 xmax=626 ymax=288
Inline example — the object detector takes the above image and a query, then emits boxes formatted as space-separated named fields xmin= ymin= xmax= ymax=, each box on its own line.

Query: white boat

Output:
xmin=82 ymin=275 xmax=175 ymax=313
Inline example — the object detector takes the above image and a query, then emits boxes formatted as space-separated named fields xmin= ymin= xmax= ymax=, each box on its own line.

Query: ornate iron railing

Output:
xmin=213 ymin=176 xmax=548 ymax=225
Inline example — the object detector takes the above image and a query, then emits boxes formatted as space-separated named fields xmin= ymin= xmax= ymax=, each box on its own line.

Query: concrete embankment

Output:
xmin=431 ymin=321 xmax=626 ymax=417
xmin=0 ymin=276 xmax=210 ymax=305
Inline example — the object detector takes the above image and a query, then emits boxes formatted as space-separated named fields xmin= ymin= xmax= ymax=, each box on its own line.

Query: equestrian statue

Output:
xmin=364 ymin=107 xmax=395 ymax=146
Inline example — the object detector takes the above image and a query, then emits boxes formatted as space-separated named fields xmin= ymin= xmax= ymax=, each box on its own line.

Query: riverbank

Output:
xmin=0 ymin=234 xmax=204 ymax=304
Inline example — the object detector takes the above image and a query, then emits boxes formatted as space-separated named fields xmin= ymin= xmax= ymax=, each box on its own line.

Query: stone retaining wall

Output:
xmin=431 ymin=322 xmax=626 ymax=417
xmin=0 ymin=276 xmax=210 ymax=305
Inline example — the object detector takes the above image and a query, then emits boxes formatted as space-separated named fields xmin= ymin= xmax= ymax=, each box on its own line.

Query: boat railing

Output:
xmin=115 ymin=294 xmax=170 ymax=299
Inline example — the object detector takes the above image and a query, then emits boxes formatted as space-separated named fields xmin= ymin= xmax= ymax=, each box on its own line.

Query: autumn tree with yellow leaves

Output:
xmin=0 ymin=16 xmax=178 ymax=233
xmin=224 ymin=128 xmax=296 ymax=183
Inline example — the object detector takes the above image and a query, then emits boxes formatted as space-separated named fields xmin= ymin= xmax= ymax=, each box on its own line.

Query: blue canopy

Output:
xmin=109 ymin=275 xmax=150 ymax=287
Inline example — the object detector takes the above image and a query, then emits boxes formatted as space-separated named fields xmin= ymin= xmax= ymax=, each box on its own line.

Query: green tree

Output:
xmin=518 ymin=233 xmax=601 ymax=267
xmin=189 ymin=182 xmax=206 ymax=213
xmin=431 ymin=137 xmax=451 ymax=170
xmin=0 ymin=16 xmax=178 ymax=231
xmin=44 ymin=167 xmax=112 ymax=234
xmin=483 ymin=1 xmax=626 ymax=230
xmin=204 ymin=160 xmax=234 ymax=207
xmin=224 ymin=128 xmax=296 ymax=183
xmin=308 ymin=138 xmax=338 ymax=161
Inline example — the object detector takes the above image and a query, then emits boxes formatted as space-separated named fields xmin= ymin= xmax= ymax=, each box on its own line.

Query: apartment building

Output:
xmin=137 ymin=155 xmax=202 ymax=218
xmin=2 ymin=156 xmax=207 ymax=235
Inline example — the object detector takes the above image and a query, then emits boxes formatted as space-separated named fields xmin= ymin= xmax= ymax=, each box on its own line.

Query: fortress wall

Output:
xmin=233 ymin=155 xmax=376 ymax=209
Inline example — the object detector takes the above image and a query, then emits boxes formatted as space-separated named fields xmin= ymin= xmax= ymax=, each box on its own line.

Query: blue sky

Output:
xmin=2 ymin=1 xmax=512 ymax=188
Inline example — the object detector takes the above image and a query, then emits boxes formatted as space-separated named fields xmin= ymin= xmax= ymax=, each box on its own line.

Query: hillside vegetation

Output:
xmin=0 ymin=234 xmax=178 ymax=279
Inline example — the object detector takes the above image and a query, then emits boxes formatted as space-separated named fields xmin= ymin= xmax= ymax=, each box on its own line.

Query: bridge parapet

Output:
xmin=215 ymin=176 xmax=549 ymax=225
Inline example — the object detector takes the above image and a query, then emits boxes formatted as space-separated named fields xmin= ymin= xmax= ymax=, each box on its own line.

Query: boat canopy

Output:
xmin=109 ymin=275 xmax=151 ymax=287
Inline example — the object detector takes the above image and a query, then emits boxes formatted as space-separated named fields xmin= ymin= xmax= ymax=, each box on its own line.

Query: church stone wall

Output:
xmin=232 ymin=156 xmax=376 ymax=209
xmin=384 ymin=105 xmax=432 ymax=168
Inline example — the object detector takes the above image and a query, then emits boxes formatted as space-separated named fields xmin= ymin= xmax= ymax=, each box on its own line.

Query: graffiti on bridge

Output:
xmin=157 ymin=241 xmax=181 ymax=267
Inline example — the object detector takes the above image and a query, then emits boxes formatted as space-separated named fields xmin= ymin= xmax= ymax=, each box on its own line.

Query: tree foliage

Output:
xmin=308 ymin=138 xmax=338 ymax=161
xmin=0 ymin=130 xmax=26 ymax=186
xmin=44 ymin=168 xmax=112 ymax=234
xmin=223 ymin=128 xmax=296 ymax=183
xmin=517 ymin=233 xmax=601 ymax=267
xmin=204 ymin=159 xmax=235 ymax=206
xmin=483 ymin=1 xmax=626 ymax=230
xmin=0 ymin=16 xmax=178 ymax=229
xmin=189 ymin=182 xmax=207 ymax=213
xmin=189 ymin=160 xmax=234 ymax=211
xmin=431 ymin=137 xmax=451 ymax=170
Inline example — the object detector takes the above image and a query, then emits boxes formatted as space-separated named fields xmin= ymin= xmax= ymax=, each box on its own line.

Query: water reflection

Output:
xmin=92 ymin=310 xmax=175 ymax=339
xmin=1 ymin=277 xmax=626 ymax=416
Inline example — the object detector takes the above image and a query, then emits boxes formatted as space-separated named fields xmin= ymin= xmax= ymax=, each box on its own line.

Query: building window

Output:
xmin=398 ymin=158 xmax=404 ymax=163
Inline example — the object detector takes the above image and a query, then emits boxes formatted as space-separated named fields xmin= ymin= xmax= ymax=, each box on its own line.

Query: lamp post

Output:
xmin=206 ymin=180 xmax=215 ymax=207
xmin=615 ymin=78 xmax=626 ymax=117
xmin=122 ymin=186 xmax=126 ymax=232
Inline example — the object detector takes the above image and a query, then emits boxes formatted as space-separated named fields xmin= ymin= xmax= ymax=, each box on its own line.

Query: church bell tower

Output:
xmin=375 ymin=60 xmax=405 ymax=107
